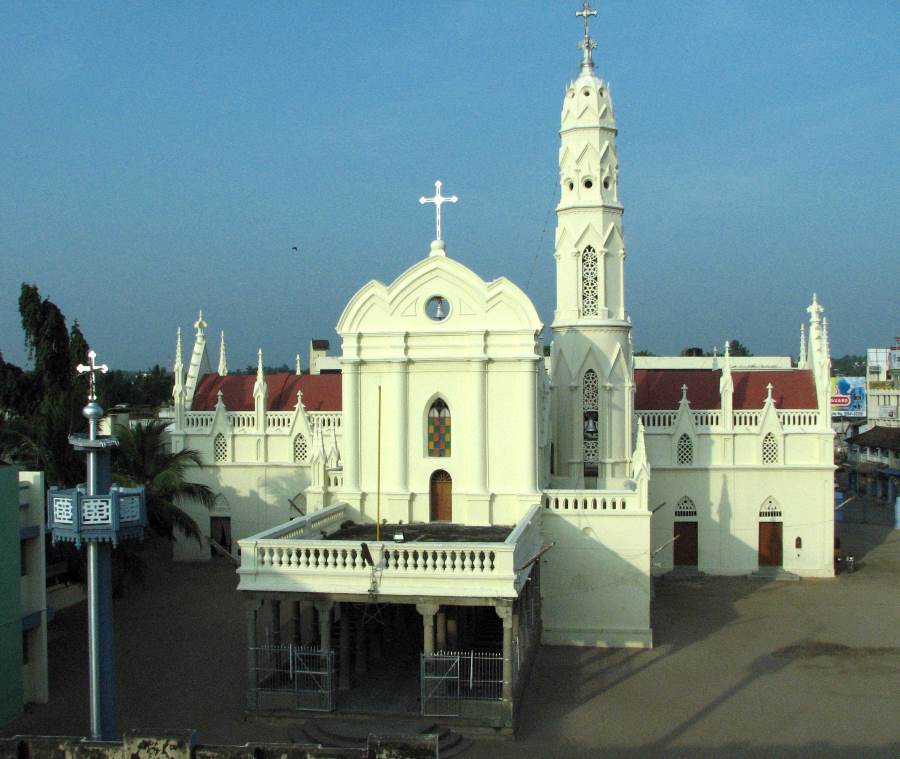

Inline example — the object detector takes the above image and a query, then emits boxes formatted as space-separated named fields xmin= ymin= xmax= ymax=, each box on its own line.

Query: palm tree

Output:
xmin=113 ymin=420 xmax=216 ymax=541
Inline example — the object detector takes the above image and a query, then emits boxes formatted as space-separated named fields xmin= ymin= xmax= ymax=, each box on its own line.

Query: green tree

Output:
xmin=831 ymin=354 xmax=865 ymax=376
xmin=112 ymin=421 xmax=215 ymax=541
xmin=726 ymin=339 xmax=752 ymax=357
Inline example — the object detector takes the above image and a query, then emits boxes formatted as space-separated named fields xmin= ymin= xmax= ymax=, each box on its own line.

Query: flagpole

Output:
xmin=376 ymin=385 xmax=382 ymax=542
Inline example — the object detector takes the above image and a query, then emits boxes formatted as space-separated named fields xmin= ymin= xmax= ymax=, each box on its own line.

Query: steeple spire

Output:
xmin=575 ymin=2 xmax=599 ymax=72
xmin=217 ymin=331 xmax=228 ymax=377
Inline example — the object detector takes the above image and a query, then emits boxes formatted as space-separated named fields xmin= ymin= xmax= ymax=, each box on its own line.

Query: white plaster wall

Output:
xmin=541 ymin=510 xmax=652 ymax=648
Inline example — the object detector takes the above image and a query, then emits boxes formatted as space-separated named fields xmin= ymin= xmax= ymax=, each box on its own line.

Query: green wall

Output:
xmin=0 ymin=466 xmax=24 ymax=725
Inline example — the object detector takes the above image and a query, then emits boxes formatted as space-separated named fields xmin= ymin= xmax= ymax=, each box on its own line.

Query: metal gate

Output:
xmin=421 ymin=651 xmax=502 ymax=717
xmin=252 ymin=643 xmax=335 ymax=711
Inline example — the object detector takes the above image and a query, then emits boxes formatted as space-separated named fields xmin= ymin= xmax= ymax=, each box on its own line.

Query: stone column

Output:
xmin=471 ymin=361 xmax=487 ymax=493
xmin=291 ymin=601 xmax=302 ymax=645
xmin=496 ymin=602 xmax=514 ymax=722
xmin=314 ymin=600 xmax=333 ymax=653
xmin=339 ymin=603 xmax=351 ymax=690
xmin=300 ymin=601 xmax=316 ymax=645
xmin=245 ymin=599 xmax=259 ymax=710
xmin=342 ymin=362 xmax=360 ymax=491
xmin=269 ymin=599 xmax=282 ymax=646
xmin=416 ymin=603 xmax=439 ymax=655
xmin=355 ymin=607 xmax=367 ymax=675
xmin=435 ymin=610 xmax=447 ymax=652
xmin=569 ymin=382 xmax=582 ymax=485
xmin=391 ymin=363 xmax=408 ymax=492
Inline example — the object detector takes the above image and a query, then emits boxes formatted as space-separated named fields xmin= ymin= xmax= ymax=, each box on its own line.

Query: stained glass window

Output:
xmin=427 ymin=399 xmax=451 ymax=457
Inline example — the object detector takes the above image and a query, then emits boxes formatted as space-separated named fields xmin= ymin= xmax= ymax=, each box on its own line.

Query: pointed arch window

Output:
xmin=581 ymin=246 xmax=599 ymax=317
xmin=293 ymin=433 xmax=308 ymax=463
xmin=762 ymin=432 xmax=778 ymax=464
xmin=760 ymin=496 xmax=782 ymax=518
xmin=583 ymin=370 xmax=599 ymax=474
xmin=214 ymin=433 xmax=228 ymax=463
xmin=676 ymin=434 xmax=693 ymax=465
xmin=675 ymin=496 xmax=697 ymax=517
xmin=427 ymin=399 xmax=451 ymax=457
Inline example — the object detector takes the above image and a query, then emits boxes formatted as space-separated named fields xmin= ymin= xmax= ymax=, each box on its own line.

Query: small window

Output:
xmin=425 ymin=296 xmax=449 ymax=321
xmin=214 ymin=433 xmax=228 ymax=463
xmin=581 ymin=246 xmax=599 ymax=317
xmin=603 ymin=177 xmax=611 ymax=190
xmin=427 ymin=399 xmax=451 ymax=457
xmin=583 ymin=178 xmax=593 ymax=189
xmin=762 ymin=432 xmax=778 ymax=464
xmin=677 ymin=434 xmax=693 ymax=465
xmin=675 ymin=496 xmax=697 ymax=517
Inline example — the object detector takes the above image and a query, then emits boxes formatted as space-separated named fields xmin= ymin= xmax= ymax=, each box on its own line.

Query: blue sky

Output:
xmin=1 ymin=2 xmax=897 ymax=371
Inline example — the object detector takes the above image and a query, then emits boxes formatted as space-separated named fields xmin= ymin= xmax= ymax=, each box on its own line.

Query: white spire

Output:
xmin=295 ymin=353 xmax=302 ymax=376
xmin=173 ymin=327 xmax=184 ymax=388
xmin=217 ymin=331 xmax=228 ymax=377
xmin=256 ymin=349 xmax=264 ymax=383
xmin=798 ymin=323 xmax=807 ymax=368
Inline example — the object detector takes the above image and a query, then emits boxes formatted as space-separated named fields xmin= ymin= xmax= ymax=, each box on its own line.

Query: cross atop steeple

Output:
xmin=76 ymin=350 xmax=109 ymax=402
xmin=575 ymin=1 xmax=598 ymax=70
xmin=419 ymin=180 xmax=458 ymax=242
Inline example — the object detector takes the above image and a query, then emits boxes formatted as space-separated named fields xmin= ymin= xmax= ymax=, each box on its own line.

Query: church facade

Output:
xmin=165 ymin=5 xmax=834 ymax=725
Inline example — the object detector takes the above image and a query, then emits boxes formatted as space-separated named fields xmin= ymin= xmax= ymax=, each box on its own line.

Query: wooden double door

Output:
xmin=758 ymin=521 xmax=783 ymax=567
xmin=430 ymin=470 xmax=452 ymax=522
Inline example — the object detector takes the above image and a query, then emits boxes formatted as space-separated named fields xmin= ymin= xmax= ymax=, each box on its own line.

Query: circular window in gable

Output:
xmin=426 ymin=296 xmax=450 ymax=321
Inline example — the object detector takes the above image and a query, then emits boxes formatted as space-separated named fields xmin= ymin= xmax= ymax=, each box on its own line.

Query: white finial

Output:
xmin=799 ymin=323 xmax=807 ymax=368
xmin=174 ymin=328 xmax=183 ymax=368
xmin=217 ymin=331 xmax=228 ymax=377
xmin=419 ymin=180 xmax=458 ymax=242
xmin=256 ymin=349 xmax=264 ymax=379
xmin=216 ymin=389 xmax=224 ymax=408
xmin=194 ymin=309 xmax=207 ymax=338
xmin=724 ymin=340 xmax=731 ymax=358
xmin=807 ymin=293 xmax=823 ymax=321
xmin=76 ymin=349 xmax=109 ymax=402
xmin=680 ymin=384 xmax=688 ymax=403
xmin=765 ymin=382 xmax=774 ymax=402
xmin=295 ymin=353 xmax=302 ymax=376
xmin=295 ymin=389 xmax=304 ymax=410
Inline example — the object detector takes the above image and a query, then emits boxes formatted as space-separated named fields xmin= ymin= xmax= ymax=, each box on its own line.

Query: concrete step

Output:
xmin=300 ymin=717 xmax=472 ymax=756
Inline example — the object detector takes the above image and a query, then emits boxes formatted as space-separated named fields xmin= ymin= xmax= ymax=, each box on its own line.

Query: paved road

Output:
xmin=3 ymin=524 xmax=899 ymax=758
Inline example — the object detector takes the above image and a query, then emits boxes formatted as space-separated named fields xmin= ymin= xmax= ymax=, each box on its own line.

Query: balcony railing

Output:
xmin=237 ymin=504 xmax=542 ymax=600
xmin=542 ymin=489 xmax=639 ymax=513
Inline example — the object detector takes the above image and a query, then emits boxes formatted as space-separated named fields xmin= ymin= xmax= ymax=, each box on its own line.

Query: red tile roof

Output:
xmin=191 ymin=373 xmax=342 ymax=412
xmin=635 ymin=369 xmax=818 ymax=410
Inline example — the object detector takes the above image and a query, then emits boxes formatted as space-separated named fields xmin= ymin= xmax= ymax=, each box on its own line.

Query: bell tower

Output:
xmin=550 ymin=2 xmax=634 ymax=486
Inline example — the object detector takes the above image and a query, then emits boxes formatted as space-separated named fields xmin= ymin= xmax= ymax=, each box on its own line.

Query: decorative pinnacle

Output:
xmin=295 ymin=353 xmax=302 ymax=376
xmin=680 ymin=384 xmax=689 ymax=403
xmin=194 ymin=309 xmax=207 ymax=338
xmin=76 ymin=350 xmax=108 ymax=402
xmin=419 ymin=180 xmax=458 ymax=242
xmin=217 ymin=331 xmax=228 ymax=377
xmin=575 ymin=1 xmax=598 ymax=71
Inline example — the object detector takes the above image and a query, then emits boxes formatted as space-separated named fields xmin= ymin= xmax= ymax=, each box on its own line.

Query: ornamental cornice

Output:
xmin=559 ymin=125 xmax=618 ymax=137
xmin=556 ymin=204 xmax=623 ymax=216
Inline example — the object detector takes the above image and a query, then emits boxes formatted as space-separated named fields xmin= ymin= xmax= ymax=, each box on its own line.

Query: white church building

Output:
xmin=166 ymin=5 xmax=834 ymax=727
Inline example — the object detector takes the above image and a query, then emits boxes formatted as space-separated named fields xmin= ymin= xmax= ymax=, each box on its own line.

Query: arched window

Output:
xmin=427 ymin=399 xmax=451 ymax=457
xmin=762 ymin=432 xmax=778 ymax=464
xmin=581 ymin=246 xmax=599 ymax=317
xmin=675 ymin=496 xmax=697 ymax=517
xmin=759 ymin=497 xmax=782 ymax=518
xmin=676 ymin=434 xmax=693 ymax=465
xmin=214 ymin=433 xmax=228 ymax=463
xmin=583 ymin=370 xmax=599 ymax=475
xmin=293 ymin=433 xmax=308 ymax=463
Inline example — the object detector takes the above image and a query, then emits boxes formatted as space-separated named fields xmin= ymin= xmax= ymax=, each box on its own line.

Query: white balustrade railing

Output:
xmin=691 ymin=410 xmax=721 ymax=428
xmin=229 ymin=412 xmax=256 ymax=430
xmin=266 ymin=412 xmax=294 ymax=430
xmin=637 ymin=411 xmax=676 ymax=429
xmin=542 ymin=489 xmax=637 ymax=513
xmin=777 ymin=410 xmax=820 ymax=429
xmin=733 ymin=411 xmax=760 ymax=428
xmin=309 ymin=412 xmax=342 ymax=431
xmin=237 ymin=503 xmax=542 ymax=599
xmin=183 ymin=412 xmax=214 ymax=430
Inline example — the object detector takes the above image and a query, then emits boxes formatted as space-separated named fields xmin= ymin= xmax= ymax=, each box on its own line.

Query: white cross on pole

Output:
xmin=419 ymin=180 xmax=458 ymax=242
xmin=576 ymin=1 xmax=598 ymax=38
xmin=76 ymin=350 xmax=109 ymax=401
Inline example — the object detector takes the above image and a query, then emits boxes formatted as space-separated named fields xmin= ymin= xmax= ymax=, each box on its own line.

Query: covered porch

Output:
xmin=236 ymin=503 xmax=543 ymax=729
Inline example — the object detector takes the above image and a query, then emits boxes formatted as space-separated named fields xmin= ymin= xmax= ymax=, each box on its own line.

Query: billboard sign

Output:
xmin=831 ymin=377 xmax=866 ymax=418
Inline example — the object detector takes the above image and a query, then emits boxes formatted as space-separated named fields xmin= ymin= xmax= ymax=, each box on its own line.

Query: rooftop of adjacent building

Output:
xmin=846 ymin=425 xmax=900 ymax=453
xmin=324 ymin=522 xmax=513 ymax=543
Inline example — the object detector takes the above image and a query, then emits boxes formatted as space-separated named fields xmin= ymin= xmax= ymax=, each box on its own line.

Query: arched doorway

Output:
xmin=430 ymin=470 xmax=452 ymax=522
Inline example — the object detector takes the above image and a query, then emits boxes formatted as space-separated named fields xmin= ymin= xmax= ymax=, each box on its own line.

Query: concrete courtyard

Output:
xmin=3 ymin=522 xmax=898 ymax=758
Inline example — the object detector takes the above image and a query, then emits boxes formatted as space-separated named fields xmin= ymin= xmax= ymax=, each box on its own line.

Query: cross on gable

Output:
xmin=419 ymin=180 xmax=458 ymax=242
xmin=76 ymin=350 xmax=108 ymax=401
